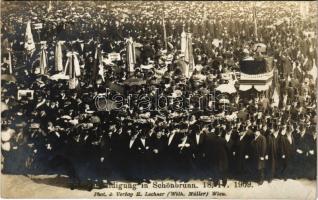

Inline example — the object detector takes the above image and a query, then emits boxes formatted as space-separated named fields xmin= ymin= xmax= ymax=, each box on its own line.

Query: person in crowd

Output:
xmin=251 ymin=129 xmax=267 ymax=185
xmin=1 ymin=1 xmax=316 ymax=190
xmin=263 ymin=123 xmax=278 ymax=183
xmin=236 ymin=125 xmax=254 ymax=181
xmin=277 ymin=124 xmax=295 ymax=180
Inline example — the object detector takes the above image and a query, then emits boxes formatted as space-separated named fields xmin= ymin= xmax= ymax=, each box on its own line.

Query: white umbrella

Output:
xmin=253 ymin=43 xmax=266 ymax=53
xmin=50 ymin=73 xmax=69 ymax=80
xmin=216 ymin=84 xmax=237 ymax=94
xmin=1 ymin=102 xmax=8 ymax=113
xmin=219 ymin=98 xmax=230 ymax=104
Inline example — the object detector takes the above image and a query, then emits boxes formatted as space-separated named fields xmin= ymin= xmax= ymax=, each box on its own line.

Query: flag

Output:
xmin=271 ymin=88 xmax=279 ymax=107
xmin=39 ymin=45 xmax=48 ymax=75
xmin=94 ymin=45 xmax=105 ymax=82
xmin=181 ymin=26 xmax=187 ymax=53
xmin=64 ymin=51 xmax=80 ymax=89
xmin=55 ymin=41 xmax=63 ymax=72
xmin=2 ymin=38 xmax=12 ymax=74
xmin=24 ymin=21 xmax=35 ymax=55
xmin=184 ymin=33 xmax=195 ymax=77
xmin=126 ymin=37 xmax=136 ymax=73
xmin=48 ymin=1 xmax=52 ymax=12
xmin=8 ymin=51 xmax=12 ymax=74
xmin=309 ymin=63 xmax=317 ymax=82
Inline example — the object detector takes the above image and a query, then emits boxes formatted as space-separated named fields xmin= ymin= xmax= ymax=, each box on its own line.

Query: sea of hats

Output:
xmin=1 ymin=1 xmax=317 ymax=188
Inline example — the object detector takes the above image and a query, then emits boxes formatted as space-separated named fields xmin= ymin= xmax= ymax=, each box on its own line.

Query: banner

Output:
xmin=108 ymin=52 xmax=121 ymax=61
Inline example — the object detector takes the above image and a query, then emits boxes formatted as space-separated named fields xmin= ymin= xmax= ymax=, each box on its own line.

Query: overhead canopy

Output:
xmin=239 ymin=84 xmax=269 ymax=92
xmin=239 ymin=85 xmax=252 ymax=91
xmin=240 ymin=56 xmax=274 ymax=75
xmin=254 ymin=85 xmax=269 ymax=91
xmin=239 ymin=59 xmax=266 ymax=74
xmin=216 ymin=84 xmax=236 ymax=94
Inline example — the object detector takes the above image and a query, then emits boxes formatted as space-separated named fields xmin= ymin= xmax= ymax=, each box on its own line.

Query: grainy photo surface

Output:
xmin=1 ymin=1 xmax=317 ymax=199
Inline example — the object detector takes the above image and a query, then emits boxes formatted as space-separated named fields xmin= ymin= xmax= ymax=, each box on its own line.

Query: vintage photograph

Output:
xmin=1 ymin=1 xmax=317 ymax=199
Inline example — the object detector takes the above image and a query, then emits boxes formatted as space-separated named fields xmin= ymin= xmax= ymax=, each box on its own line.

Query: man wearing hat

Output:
xmin=148 ymin=125 xmax=166 ymax=179
xmin=235 ymin=125 xmax=254 ymax=181
xmin=293 ymin=124 xmax=311 ymax=178
xmin=277 ymin=124 xmax=295 ymax=180
xmin=306 ymin=129 xmax=316 ymax=180
xmin=251 ymin=129 xmax=267 ymax=185
xmin=162 ymin=125 xmax=183 ymax=180
xmin=125 ymin=123 xmax=143 ymax=182
xmin=204 ymin=126 xmax=229 ymax=186
xmin=189 ymin=124 xmax=207 ymax=179
xmin=263 ymin=122 xmax=278 ymax=183
xmin=221 ymin=124 xmax=239 ymax=178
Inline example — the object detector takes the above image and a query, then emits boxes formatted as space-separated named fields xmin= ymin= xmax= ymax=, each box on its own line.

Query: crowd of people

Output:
xmin=1 ymin=1 xmax=317 ymax=190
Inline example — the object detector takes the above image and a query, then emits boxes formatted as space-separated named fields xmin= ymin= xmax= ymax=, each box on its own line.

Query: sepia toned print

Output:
xmin=1 ymin=1 xmax=317 ymax=199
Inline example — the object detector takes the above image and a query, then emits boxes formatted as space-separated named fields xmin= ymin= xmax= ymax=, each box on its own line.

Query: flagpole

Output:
xmin=253 ymin=2 xmax=258 ymax=39
xmin=8 ymin=50 xmax=12 ymax=74
xmin=163 ymin=17 xmax=167 ymax=50
xmin=47 ymin=1 xmax=52 ymax=12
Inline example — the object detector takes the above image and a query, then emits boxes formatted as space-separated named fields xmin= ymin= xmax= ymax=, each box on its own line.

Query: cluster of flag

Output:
xmin=11 ymin=14 xmax=197 ymax=89
xmin=180 ymin=28 xmax=195 ymax=78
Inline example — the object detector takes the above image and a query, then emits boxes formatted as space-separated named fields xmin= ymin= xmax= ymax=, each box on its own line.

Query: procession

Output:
xmin=1 ymin=1 xmax=317 ymax=191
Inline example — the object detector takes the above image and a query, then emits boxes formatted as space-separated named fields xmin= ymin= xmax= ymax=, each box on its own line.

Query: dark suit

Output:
xmin=294 ymin=131 xmax=311 ymax=178
xmin=204 ymin=134 xmax=229 ymax=184
xmin=138 ymin=136 xmax=153 ymax=180
xmin=277 ymin=133 xmax=295 ymax=179
xmin=236 ymin=133 xmax=254 ymax=180
xmin=222 ymin=130 xmax=239 ymax=177
xmin=163 ymin=132 xmax=182 ymax=179
xmin=126 ymin=135 xmax=143 ymax=181
xmin=307 ymin=135 xmax=316 ymax=180
xmin=190 ymin=132 xmax=207 ymax=178
xmin=251 ymin=134 xmax=267 ymax=183
xmin=112 ymin=131 xmax=130 ymax=179
xmin=99 ymin=133 xmax=112 ymax=179
xmin=178 ymin=135 xmax=193 ymax=180
xmin=149 ymin=134 xmax=166 ymax=179
xmin=264 ymin=130 xmax=278 ymax=182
